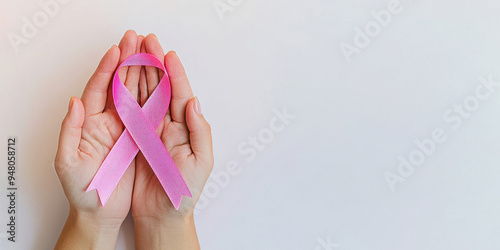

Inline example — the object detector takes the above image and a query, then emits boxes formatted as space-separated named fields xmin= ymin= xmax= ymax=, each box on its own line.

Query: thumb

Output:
xmin=186 ymin=97 xmax=213 ymax=166
xmin=56 ymin=97 xmax=85 ymax=164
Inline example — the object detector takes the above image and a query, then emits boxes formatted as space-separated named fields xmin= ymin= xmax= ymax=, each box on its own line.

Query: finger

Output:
xmin=186 ymin=97 xmax=213 ymax=166
xmin=123 ymin=34 xmax=144 ymax=103
xmin=105 ymin=78 xmax=115 ymax=110
xmin=143 ymin=34 xmax=171 ymax=119
xmin=105 ymin=30 xmax=137 ymax=111
xmin=139 ymin=42 xmax=148 ymax=106
xmin=144 ymin=33 xmax=164 ymax=96
xmin=165 ymin=51 xmax=193 ymax=123
xmin=117 ymin=30 xmax=138 ymax=88
xmin=81 ymin=45 xmax=120 ymax=116
xmin=55 ymin=97 xmax=85 ymax=171
xmin=139 ymin=67 xmax=148 ymax=106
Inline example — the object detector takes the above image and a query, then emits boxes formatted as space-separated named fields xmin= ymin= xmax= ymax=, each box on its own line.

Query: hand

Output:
xmin=132 ymin=34 xmax=214 ymax=249
xmin=54 ymin=30 xmax=143 ymax=249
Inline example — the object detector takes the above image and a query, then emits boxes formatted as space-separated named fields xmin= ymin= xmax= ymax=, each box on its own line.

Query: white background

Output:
xmin=2 ymin=0 xmax=500 ymax=249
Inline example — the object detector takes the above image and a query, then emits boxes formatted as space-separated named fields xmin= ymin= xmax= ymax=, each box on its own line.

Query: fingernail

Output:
xmin=194 ymin=97 xmax=201 ymax=115
xmin=68 ymin=97 xmax=75 ymax=112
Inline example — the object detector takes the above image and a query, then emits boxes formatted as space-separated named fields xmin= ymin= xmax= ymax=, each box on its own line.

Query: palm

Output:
xmin=133 ymin=117 xmax=207 ymax=216
xmin=73 ymin=111 xmax=134 ymax=218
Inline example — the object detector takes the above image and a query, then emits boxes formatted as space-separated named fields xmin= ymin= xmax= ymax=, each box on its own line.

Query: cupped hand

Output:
xmin=54 ymin=30 xmax=143 ymax=226
xmin=132 ymin=34 xmax=214 ymax=221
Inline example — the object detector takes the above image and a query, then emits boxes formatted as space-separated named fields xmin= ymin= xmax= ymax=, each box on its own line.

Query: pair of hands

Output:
xmin=54 ymin=30 xmax=213 ymax=249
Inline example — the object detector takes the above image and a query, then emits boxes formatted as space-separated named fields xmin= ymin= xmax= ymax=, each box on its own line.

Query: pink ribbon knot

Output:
xmin=86 ymin=53 xmax=192 ymax=210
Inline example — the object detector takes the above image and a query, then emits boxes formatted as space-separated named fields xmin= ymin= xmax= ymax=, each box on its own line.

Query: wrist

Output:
xmin=132 ymin=207 xmax=194 ymax=224
xmin=70 ymin=206 xmax=124 ymax=230
xmin=133 ymin=214 xmax=199 ymax=250
xmin=134 ymin=212 xmax=194 ymax=228
xmin=55 ymin=208 xmax=122 ymax=250
xmin=70 ymin=207 xmax=123 ymax=233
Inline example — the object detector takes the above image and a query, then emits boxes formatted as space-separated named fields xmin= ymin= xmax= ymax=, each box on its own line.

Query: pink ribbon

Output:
xmin=86 ymin=53 xmax=191 ymax=210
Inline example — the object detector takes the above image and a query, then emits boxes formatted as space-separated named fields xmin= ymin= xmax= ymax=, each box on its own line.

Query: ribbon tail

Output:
xmin=164 ymin=183 xmax=192 ymax=210
xmin=155 ymin=154 xmax=193 ymax=210
xmin=86 ymin=130 xmax=139 ymax=206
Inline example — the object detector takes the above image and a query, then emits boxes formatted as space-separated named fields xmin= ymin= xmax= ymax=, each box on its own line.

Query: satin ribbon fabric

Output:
xmin=86 ymin=53 xmax=191 ymax=210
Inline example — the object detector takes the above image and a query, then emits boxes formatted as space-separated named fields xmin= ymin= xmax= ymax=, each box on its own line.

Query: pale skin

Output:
xmin=54 ymin=30 xmax=213 ymax=249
